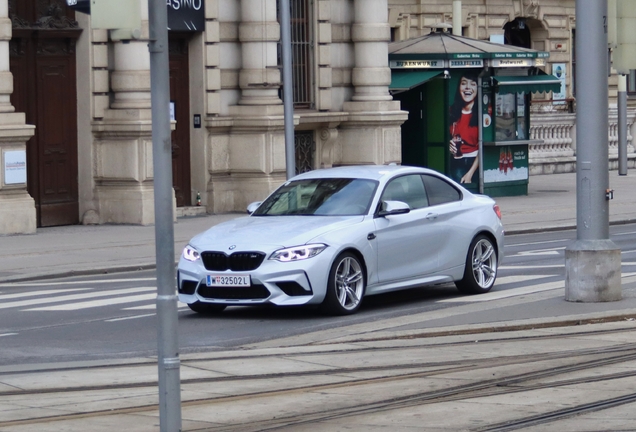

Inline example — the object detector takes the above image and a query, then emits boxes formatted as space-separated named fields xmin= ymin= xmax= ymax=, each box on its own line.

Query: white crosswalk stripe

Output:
xmin=25 ymin=293 xmax=158 ymax=311
xmin=1 ymin=286 xmax=156 ymax=310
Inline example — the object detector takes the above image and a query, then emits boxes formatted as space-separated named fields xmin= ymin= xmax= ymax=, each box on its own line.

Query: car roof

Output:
xmin=291 ymin=165 xmax=440 ymax=182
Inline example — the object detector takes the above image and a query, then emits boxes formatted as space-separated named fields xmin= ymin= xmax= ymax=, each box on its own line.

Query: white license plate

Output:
xmin=206 ymin=274 xmax=251 ymax=287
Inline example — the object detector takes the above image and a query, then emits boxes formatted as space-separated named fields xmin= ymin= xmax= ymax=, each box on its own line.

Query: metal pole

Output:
xmin=565 ymin=0 xmax=621 ymax=303
xmin=618 ymin=74 xmax=628 ymax=175
xmin=148 ymin=0 xmax=182 ymax=430
xmin=280 ymin=0 xmax=295 ymax=179
xmin=575 ymin=0 xmax=610 ymax=241
xmin=477 ymin=75 xmax=484 ymax=194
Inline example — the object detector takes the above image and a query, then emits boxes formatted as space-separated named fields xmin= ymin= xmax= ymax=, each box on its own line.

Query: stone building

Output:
xmin=0 ymin=0 xmax=634 ymax=235
xmin=0 ymin=0 xmax=407 ymax=234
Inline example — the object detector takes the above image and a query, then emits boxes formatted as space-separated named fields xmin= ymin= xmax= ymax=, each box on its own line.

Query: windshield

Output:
xmin=253 ymin=178 xmax=378 ymax=216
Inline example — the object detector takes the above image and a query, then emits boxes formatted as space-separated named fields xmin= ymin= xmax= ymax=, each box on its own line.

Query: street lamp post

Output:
xmin=565 ymin=0 xmax=621 ymax=302
xmin=148 ymin=0 xmax=182 ymax=430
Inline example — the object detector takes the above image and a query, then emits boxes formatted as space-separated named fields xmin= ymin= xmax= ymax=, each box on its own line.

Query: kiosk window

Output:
xmin=495 ymin=92 xmax=527 ymax=141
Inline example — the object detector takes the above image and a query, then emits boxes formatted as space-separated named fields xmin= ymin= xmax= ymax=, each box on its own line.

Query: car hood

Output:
xmin=189 ymin=215 xmax=364 ymax=251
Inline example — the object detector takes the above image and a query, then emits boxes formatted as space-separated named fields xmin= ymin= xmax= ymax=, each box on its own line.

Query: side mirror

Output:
xmin=378 ymin=200 xmax=410 ymax=217
xmin=246 ymin=201 xmax=262 ymax=214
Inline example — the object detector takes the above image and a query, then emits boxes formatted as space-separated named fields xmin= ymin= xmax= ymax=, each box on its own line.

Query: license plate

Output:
xmin=206 ymin=274 xmax=251 ymax=287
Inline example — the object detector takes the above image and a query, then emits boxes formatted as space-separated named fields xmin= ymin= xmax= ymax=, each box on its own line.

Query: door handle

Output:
xmin=425 ymin=213 xmax=438 ymax=220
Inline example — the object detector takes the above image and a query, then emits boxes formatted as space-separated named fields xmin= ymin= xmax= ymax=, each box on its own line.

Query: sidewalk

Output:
xmin=0 ymin=171 xmax=635 ymax=283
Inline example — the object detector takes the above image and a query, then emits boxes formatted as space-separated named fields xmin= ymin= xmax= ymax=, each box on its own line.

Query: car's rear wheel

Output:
xmin=321 ymin=252 xmax=365 ymax=315
xmin=455 ymin=234 xmax=497 ymax=294
xmin=188 ymin=301 xmax=227 ymax=314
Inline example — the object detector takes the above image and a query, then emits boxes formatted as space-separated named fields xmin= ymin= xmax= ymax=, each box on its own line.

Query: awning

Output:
xmin=389 ymin=70 xmax=443 ymax=92
xmin=493 ymin=74 xmax=561 ymax=94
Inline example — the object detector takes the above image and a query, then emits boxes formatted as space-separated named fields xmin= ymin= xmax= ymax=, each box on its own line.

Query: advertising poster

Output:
xmin=483 ymin=145 xmax=529 ymax=183
xmin=448 ymin=69 xmax=482 ymax=190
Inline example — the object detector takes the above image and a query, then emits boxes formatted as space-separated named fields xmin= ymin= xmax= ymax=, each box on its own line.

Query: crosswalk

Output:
xmin=0 ymin=278 xmax=189 ymax=314
xmin=1 ymin=263 xmax=635 ymax=313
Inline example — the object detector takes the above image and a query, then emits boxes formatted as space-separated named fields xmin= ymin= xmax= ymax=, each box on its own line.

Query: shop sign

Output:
xmin=491 ymin=59 xmax=533 ymax=67
xmin=452 ymin=53 xmax=484 ymax=59
xmin=167 ymin=0 xmax=205 ymax=31
xmin=450 ymin=59 xmax=484 ymax=68
xmin=4 ymin=150 xmax=27 ymax=185
xmin=390 ymin=60 xmax=441 ymax=69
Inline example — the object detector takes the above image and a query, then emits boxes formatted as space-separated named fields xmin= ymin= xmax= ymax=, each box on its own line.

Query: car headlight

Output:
xmin=182 ymin=244 xmax=201 ymax=262
xmin=270 ymin=244 xmax=327 ymax=262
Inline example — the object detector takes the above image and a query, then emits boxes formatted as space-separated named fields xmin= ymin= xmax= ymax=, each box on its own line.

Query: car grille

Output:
xmin=201 ymin=251 xmax=266 ymax=271
xmin=197 ymin=284 xmax=270 ymax=300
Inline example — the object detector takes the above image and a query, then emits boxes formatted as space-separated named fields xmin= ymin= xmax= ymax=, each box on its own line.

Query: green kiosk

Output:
xmin=389 ymin=32 xmax=561 ymax=196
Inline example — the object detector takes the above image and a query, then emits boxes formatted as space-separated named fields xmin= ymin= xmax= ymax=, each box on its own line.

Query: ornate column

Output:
xmin=0 ymin=0 xmax=35 ymax=234
xmin=236 ymin=0 xmax=281 ymax=107
xmin=93 ymin=3 xmax=157 ymax=224
xmin=340 ymin=0 xmax=406 ymax=165
xmin=212 ymin=0 xmax=286 ymax=213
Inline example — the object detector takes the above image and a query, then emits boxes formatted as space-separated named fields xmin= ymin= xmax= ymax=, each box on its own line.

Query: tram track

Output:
xmin=1 ymin=328 xmax=636 ymax=430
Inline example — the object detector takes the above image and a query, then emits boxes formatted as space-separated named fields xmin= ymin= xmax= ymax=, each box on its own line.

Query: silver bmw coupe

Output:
xmin=177 ymin=165 xmax=504 ymax=315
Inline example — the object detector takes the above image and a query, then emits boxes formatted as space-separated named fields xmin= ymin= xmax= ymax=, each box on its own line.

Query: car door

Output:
xmin=373 ymin=174 xmax=446 ymax=285
xmin=420 ymin=174 xmax=466 ymax=272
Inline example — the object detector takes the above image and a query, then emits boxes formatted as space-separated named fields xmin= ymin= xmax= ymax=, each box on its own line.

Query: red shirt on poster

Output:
xmin=451 ymin=112 xmax=478 ymax=155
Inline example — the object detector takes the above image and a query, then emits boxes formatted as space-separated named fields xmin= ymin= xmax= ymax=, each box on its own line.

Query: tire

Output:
xmin=321 ymin=252 xmax=366 ymax=315
xmin=455 ymin=234 xmax=498 ymax=295
xmin=188 ymin=301 xmax=227 ymax=314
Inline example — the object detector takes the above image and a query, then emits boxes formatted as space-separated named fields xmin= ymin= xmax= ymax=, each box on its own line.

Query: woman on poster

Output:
xmin=449 ymin=73 xmax=479 ymax=184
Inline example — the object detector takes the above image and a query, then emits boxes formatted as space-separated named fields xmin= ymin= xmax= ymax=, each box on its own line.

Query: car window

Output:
xmin=254 ymin=178 xmax=378 ymax=216
xmin=421 ymin=174 xmax=461 ymax=206
xmin=381 ymin=175 xmax=429 ymax=210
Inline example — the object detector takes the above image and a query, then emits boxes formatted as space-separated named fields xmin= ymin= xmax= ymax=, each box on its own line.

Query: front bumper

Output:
xmin=177 ymin=251 xmax=334 ymax=307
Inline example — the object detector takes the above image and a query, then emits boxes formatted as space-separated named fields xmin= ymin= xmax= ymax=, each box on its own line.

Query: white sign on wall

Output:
xmin=552 ymin=63 xmax=567 ymax=105
xmin=4 ymin=150 xmax=27 ymax=185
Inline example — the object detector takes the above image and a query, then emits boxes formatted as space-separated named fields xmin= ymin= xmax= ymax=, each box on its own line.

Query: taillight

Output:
xmin=493 ymin=204 xmax=502 ymax=220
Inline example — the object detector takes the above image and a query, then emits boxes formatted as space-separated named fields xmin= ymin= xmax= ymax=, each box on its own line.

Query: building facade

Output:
xmin=0 ymin=0 xmax=633 ymax=234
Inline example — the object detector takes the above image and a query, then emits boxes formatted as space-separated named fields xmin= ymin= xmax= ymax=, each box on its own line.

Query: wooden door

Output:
xmin=9 ymin=0 xmax=80 ymax=226
xmin=169 ymin=34 xmax=192 ymax=207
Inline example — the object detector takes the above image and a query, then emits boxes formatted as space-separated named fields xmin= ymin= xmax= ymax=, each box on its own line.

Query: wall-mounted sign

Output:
xmin=552 ymin=63 xmax=567 ymax=104
xmin=390 ymin=60 xmax=441 ymax=69
xmin=491 ymin=59 xmax=533 ymax=67
xmin=4 ymin=150 xmax=27 ymax=185
xmin=167 ymin=0 xmax=205 ymax=32
xmin=450 ymin=59 xmax=484 ymax=68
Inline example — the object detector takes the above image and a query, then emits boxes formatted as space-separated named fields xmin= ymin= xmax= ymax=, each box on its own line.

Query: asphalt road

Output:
xmin=1 ymin=225 xmax=636 ymax=366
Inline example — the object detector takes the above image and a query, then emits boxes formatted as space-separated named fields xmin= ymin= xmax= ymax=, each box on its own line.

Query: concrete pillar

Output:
xmin=341 ymin=0 xmax=407 ymax=165
xmin=237 ymin=0 xmax=281 ymax=106
xmin=0 ymin=0 xmax=36 ymax=235
xmin=93 ymin=3 xmax=159 ymax=225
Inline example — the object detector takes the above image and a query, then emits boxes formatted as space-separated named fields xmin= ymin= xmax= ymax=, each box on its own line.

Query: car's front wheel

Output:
xmin=321 ymin=252 xmax=366 ymax=315
xmin=188 ymin=301 xmax=227 ymax=314
xmin=455 ymin=234 xmax=498 ymax=294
